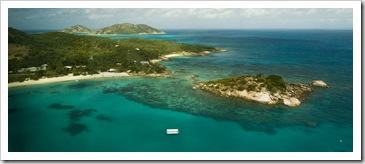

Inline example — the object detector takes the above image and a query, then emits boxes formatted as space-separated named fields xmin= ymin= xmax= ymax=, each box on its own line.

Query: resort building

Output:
xmin=140 ymin=61 xmax=150 ymax=65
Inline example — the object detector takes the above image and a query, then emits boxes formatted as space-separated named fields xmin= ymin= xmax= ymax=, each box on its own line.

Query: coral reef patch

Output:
xmin=62 ymin=123 xmax=89 ymax=136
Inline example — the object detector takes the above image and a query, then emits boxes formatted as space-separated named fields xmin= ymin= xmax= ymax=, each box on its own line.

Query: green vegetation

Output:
xmin=60 ymin=23 xmax=164 ymax=34
xmin=59 ymin=25 xmax=92 ymax=34
xmin=265 ymin=75 xmax=286 ymax=92
xmin=205 ymin=74 xmax=287 ymax=93
xmin=94 ymin=23 xmax=164 ymax=34
xmin=209 ymin=76 xmax=248 ymax=86
xmin=8 ymin=28 xmax=218 ymax=82
xmin=8 ymin=74 xmax=29 ymax=83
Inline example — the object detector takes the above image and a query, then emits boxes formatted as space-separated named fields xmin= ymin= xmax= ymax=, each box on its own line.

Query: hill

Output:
xmin=59 ymin=23 xmax=165 ymax=35
xmin=59 ymin=25 xmax=92 ymax=34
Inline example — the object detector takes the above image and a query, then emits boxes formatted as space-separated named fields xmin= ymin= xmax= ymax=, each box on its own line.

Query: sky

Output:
xmin=8 ymin=8 xmax=353 ymax=30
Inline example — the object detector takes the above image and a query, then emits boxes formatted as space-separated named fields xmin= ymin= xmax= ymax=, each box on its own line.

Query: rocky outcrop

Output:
xmin=195 ymin=75 xmax=317 ymax=107
xmin=311 ymin=80 xmax=329 ymax=88
xmin=129 ymin=70 xmax=171 ymax=78
xmin=171 ymin=49 xmax=226 ymax=57
xmin=177 ymin=51 xmax=211 ymax=56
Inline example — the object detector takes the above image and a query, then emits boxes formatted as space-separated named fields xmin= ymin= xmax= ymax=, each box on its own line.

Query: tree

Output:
xmin=265 ymin=75 xmax=286 ymax=91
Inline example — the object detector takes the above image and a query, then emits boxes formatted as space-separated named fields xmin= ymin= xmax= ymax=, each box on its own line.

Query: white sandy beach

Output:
xmin=8 ymin=53 xmax=185 ymax=88
xmin=149 ymin=53 xmax=183 ymax=64
xmin=8 ymin=72 xmax=129 ymax=88
xmin=164 ymin=54 xmax=183 ymax=58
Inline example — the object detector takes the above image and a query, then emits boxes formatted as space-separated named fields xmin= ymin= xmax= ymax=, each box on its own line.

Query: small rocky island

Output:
xmin=195 ymin=74 xmax=328 ymax=107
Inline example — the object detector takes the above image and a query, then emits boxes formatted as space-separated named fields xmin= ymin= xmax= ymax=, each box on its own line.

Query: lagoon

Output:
xmin=8 ymin=29 xmax=353 ymax=152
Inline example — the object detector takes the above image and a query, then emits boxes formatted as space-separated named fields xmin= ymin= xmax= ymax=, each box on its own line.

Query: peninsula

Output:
xmin=8 ymin=27 xmax=221 ymax=84
xmin=8 ymin=27 xmax=328 ymax=108
xmin=59 ymin=23 xmax=165 ymax=35
xmin=195 ymin=74 xmax=328 ymax=107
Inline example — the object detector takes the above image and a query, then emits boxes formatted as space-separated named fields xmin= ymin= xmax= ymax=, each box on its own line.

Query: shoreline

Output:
xmin=164 ymin=54 xmax=183 ymax=58
xmin=150 ymin=53 xmax=183 ymax=63
xmin=8 ymin=51 xmax=216 ymax=88
xmin=8 ymin=72 xmax=129 ymax=88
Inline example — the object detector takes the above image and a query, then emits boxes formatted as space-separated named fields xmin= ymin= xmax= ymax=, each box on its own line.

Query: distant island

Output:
xmin=8 ymin=27 xmax=222 ymax=84
xmin=195 ymin=75 xmax=328 ymax=107
xmin=59 ymin=23 xmax=165 ymax=35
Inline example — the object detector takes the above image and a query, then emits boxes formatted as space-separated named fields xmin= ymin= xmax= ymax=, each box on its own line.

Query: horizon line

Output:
xmin=11 ymin=27 xmax=353 ymax=31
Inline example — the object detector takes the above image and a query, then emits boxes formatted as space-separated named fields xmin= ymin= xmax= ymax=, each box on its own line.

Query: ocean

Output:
xmin=8 ymin=29 xmax=353 ymax=152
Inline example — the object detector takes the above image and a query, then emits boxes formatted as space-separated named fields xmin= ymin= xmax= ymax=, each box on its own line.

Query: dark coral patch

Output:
xmin=68 ymin=109 xmax=98 ymax=122
xmin=62 ymin=123 xmax=89 ymax=136
xmin=49 ymin=103 xmax=74 ymax=110
xmin=96 ymin=114 xmax=114 ymax=122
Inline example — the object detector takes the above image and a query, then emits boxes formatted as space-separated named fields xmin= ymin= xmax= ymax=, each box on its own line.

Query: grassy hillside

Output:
xmin=93 ymin=23 xmax=164 ymax=34
xmin=59 ymin=25 xmax=92 ymax=34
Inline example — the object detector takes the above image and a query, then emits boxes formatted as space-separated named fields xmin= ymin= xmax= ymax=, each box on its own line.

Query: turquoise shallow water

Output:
xmin=8 ymin=30 xmax=353 ymax=152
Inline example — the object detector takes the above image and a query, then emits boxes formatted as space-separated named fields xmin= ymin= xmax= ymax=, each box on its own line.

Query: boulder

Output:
xmin=283 ymin=97 xmax=301 ymax=107
xmin=236 ymin=90 xmax=248 ymax=98
xmin=311 ymin=80 xmax=329 ymax=88
xmin=255 ymin=92 xmax=272 ymax=103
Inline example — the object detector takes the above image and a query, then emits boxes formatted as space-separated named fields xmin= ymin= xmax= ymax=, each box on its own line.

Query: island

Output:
xmin=195 ymin=74 xmax=328 ymax=107
xmin=59 ymin=25 xmax=92 ymax=34
xmin=8 ymin=27 xmax=222 ymax=84
xmin=59 ymin=23 xmax=165 ymax=35
xmin=8 ymin=27 xmax=328 ymax=108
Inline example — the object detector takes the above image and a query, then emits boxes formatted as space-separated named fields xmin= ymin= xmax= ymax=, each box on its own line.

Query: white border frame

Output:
xmin=1 ymin=1 xmax=361 ymax=160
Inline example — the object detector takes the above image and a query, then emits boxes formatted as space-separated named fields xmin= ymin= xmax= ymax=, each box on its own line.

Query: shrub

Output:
xmin=241 ymin=79 xmax=247 ymax=85
xmin=31 ymin=74 xmax=40 ymax=80
xmin=8 ymin=74 xmax=28 ymax=83
xmin=257 ymin=77 xmax=266 ymax=83
xmin=247 ymin=84 xmax=256 ymax=91
xmin=237 ymin=86 xmax=245 ymax=91
xmin=265 ymin=75 xmax=286 ymax=91
xmin=269 ymin=87 xmax=279 ymax=93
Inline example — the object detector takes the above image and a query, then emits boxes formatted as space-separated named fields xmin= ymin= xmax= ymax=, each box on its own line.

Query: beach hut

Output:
xmin=19 ymin=67 xmax=38 ymax=73
xmin=41 ymin=64 xmax=48 ymax=70
xmin=107 ymin=68 xmax=116 ymax=72
xmin=140 ymin=61 xmax=150 ymax=65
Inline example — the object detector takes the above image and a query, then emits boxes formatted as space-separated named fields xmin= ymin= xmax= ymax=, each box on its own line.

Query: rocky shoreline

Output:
xmin=129 ymin=70 xmax=172 ymax=78
xmin=174 ymin=49 xmax=227 ymax=57
xmin=194 ymin=75 xmax=328 ymax=107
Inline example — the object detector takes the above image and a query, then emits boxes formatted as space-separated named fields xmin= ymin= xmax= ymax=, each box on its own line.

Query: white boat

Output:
xmin=166 ymin=129 xmax=179 ymax=135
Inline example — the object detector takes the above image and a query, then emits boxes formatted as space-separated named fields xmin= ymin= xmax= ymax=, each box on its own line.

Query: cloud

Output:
xmin=143 ymin=8 xmax=235 ymax=19
xmin=87 ymin=14 xmax=114 ymax=20
xmin=8 ymin=8 xmax=353 ymax=30
xmin=240 ymin=9 xmax=270 ymax=17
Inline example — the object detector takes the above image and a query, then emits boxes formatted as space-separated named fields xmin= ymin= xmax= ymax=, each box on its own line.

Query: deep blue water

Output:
xmin=8 ymin=29 xmax=353 ymax=152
